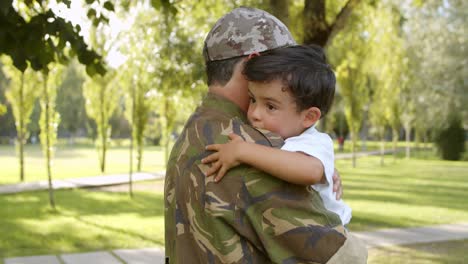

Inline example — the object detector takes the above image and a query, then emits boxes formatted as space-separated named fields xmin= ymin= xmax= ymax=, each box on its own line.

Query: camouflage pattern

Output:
xmin=203 ymin=7 xmax=297 ymax=62
xmin=164 ymin=93 xmax=367 ymax=263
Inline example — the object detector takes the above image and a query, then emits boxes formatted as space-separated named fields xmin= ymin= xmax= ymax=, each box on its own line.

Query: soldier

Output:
xmin=164 ymin=7 xmax=367 ymax=263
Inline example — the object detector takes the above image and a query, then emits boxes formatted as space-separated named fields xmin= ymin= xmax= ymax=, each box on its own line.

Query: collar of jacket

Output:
xmin=201 ymin=92 xmax=249 ymax=123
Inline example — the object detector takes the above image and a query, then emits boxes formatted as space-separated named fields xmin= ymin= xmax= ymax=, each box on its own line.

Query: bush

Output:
xmin=434 ymin=116 xmax=466 ymax=160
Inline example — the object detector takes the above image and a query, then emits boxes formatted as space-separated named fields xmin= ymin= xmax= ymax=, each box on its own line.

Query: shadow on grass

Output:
xmin=0 ymin=189 xmax=165 ymax=258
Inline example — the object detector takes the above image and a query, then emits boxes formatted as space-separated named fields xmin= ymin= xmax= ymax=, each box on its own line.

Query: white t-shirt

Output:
xmin=281 ymin=126 xmax=352 ymax=225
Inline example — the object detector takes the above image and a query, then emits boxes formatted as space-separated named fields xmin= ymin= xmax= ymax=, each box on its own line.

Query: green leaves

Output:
xmin=151 ymin=0 xmax=177 ymax=15
xmin=59 ymin=0 xmax=72 ymax=8
xmin=103 ymin=1 xmax=115 ymax=11
xmin=0 ymin=0 xmax=12 ymax=16
xmin=0 ymin=1 xmax=107 ymax=76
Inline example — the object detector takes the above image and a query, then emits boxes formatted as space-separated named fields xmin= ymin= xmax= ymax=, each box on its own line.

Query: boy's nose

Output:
xmin=249 ymin=107 xmax=261 ymax=121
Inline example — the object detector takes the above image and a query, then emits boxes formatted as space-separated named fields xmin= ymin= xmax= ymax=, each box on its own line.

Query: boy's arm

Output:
xmin=203 ymin=133 xmax=325 ymax=185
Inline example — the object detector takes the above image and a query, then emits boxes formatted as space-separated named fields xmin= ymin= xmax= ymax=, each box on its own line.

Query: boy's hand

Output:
xmin=332 ymin=168 xmax=343 ymax=200
xmin=202 ymin=133 xmax=245 ymax=182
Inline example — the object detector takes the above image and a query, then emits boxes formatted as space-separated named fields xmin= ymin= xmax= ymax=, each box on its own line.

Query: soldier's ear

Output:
xmin=302 ymin=107 xmax=321 ymax=128
xmin=247 ymin=52 xmax=260 ymax=60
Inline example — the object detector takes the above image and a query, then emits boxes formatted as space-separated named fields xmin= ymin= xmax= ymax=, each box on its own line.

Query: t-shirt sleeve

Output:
xmin=281 ymin=132 xmax=335 ymax=185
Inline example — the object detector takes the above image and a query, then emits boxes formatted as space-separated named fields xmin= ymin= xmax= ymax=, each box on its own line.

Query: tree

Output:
xmin=366 ymin=2 xmax=407 ymax=164
xmin=56 ymin=60 xmax=87 ymax=142
xmin=304 ymin=0 xmax=361 ymax=46
xmin=155 ymin=3 xmax=206 ymax=163
xmin=82 ymin=9 xmax=122 ymax=173
xmin=119 ymin=8 xmax=160 ymax=172
xmin=2 ymin=57 xmax=40 ymax=181
xmin=0 ymin=0 xmax=106 ymax=75
xmin=39 ymin=65 xmax=63 ymax=209
xmin=329 ymin=3 xmax=372 ymax=167
xmin=0 ymin=63 xmax=16 ymax=138
xmin=83 ymin=71 xmax=119 ymax=173
xmin=435 ymin=115 xmax=465 ymax=161
xmin=267 ymin=0 xmax=363 ymax=47
xmin=404 ymin=0 xmax=468 ymax=147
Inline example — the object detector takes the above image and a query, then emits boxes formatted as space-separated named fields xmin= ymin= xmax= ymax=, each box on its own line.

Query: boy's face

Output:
xmin=247 ymin=79 xmax=311 ymax=139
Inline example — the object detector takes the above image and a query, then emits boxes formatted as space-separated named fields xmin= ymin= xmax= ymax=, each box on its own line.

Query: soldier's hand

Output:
xmin=202 ymin=133 xmax=245 ymax=182
xmin=332 ymin=168 xmax=343 ymax=200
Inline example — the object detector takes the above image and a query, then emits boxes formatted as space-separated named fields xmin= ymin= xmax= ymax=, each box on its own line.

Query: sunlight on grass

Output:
xmin=0 ymin=145 xmax=166 ymax=184
xmin=339 ymin=156 xmax=468 ymax=231
xmin=0 ymin=189 xmax=164 ymax=258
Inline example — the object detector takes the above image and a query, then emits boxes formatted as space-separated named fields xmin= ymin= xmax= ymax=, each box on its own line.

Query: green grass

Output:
xmin=0 ymin=144 xmax=166 ymax=185
xmin=0 ymin=186 xmax=164 ymax=258
xmin=368 ymin=240 xmax=468 ymax=264
xmin=340 ymin=154 xmax=468 ymax=231
xmin=1 ymin=147 xmax=468 ymax=260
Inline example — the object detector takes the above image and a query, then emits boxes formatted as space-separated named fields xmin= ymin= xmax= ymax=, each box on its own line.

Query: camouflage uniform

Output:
xmin=164 ymin=93 xmax=367 ymax=263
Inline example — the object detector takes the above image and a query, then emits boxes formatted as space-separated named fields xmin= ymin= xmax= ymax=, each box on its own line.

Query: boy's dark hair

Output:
xmin=243 ymin=45 xmax=335 ymax=118
xmin=205 ymin=56 xmax=244 ymax=86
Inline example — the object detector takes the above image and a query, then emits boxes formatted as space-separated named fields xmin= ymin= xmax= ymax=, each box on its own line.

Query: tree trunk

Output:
xmin=19 ymin=73 xmax=24 ymax=181
xmin=380 ymin=130 xmax=385 ymax=167
xmin=303 ymin=0 xmax=361 ymax=47
xmin=129 ymin=82 xmax=135 ymax=198
xmin=164 ymin=99 xmax=170 ymax=164
xmin=405 ymin=122 xmax=411 ymax=159
xmin=303 ymin=0 xmax=329 ymax=46
xmin=43 ymin=72 xmax=55 ymax=210
xmin=392 ymin=128 xmax=398 ymax=162
xmin=351 ymin=130 xmax=357 ymax=168
xmin=137 ymin=143 xmax=143 ymax=171
xmin=269 ymin=0 xmax=290 ymax=26
xmin=129 ymin=135 xmax=134 ymax=198
xmin=99 ymin=84 xmax=107 ymax=173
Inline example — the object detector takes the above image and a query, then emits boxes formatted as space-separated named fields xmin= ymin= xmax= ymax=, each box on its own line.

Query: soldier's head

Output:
xmin=203 ymin=7 xmax=296 ymax=87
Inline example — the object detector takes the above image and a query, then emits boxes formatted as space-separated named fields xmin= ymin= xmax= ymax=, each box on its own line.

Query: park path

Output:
xmin=4 ymin=222 xmax=468 ymax=264
xmin=0 ymin=172 xmax=164 ymax=194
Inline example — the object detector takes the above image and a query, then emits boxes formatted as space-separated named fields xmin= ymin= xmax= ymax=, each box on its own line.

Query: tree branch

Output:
xmin=326 ymin=0 xmax=361 ymax=46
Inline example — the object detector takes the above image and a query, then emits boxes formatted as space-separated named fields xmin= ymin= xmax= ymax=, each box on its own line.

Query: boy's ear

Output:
xmin=302 ymin=107 xmax=321 ymax=128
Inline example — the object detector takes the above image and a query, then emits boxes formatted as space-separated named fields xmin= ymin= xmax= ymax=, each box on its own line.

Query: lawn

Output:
xmin=1 ymin=148 xmax=468 ymax=261
xmin=0 ymin=186 xmax=165 ymax=258
xmin=340 ymin=153 xmax=468 ymax=231
xmin=368 ymin=240 xmax=468 ymax=264
xmin=0 ymin=144 xmax=166 ymax=185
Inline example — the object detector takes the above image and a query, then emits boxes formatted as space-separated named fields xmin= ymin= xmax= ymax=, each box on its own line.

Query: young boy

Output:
xmin=202 ymin=44 xmax=352 ymax=225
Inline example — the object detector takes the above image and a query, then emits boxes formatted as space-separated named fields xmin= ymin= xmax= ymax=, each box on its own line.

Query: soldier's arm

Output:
xmin=203 ymin=133 xmax=325 ymax=185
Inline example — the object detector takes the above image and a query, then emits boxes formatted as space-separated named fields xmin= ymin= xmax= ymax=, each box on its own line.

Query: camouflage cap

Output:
xmin=203 ymin=7 xmax=297 ymax=62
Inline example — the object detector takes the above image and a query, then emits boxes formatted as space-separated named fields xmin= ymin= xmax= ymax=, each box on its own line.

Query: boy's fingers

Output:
xmin=205 ymin=161 xmax=221 ymax=177
xmin=228 ymin=133 xmax=240 ymax=140
xmin=202 ymin=153 xmax=219 ymax=164
xmin=215 ymin=166 xmax=228 ymax=183
xmin=205 ymin=144 xmax=220 ymax=151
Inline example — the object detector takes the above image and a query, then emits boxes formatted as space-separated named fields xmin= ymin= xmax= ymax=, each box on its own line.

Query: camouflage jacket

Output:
xmin=164 ymin=93 xmax=367 ymax=263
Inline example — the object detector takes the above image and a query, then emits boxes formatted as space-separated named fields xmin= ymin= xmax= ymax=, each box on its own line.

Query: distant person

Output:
xmin=164 ymin=6 xmax=367 ymax=263
xmin=202 ymin=45 xmax=352 ymax=226
xmin=338 ymin=136 xmax=345 ymax=152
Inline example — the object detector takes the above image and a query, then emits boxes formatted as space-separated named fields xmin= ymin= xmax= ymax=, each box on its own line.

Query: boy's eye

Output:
xmin=249 ymin=97 xmax=256 ymax=103
xmin=267 ymin=103 xmax=276 ymax=111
